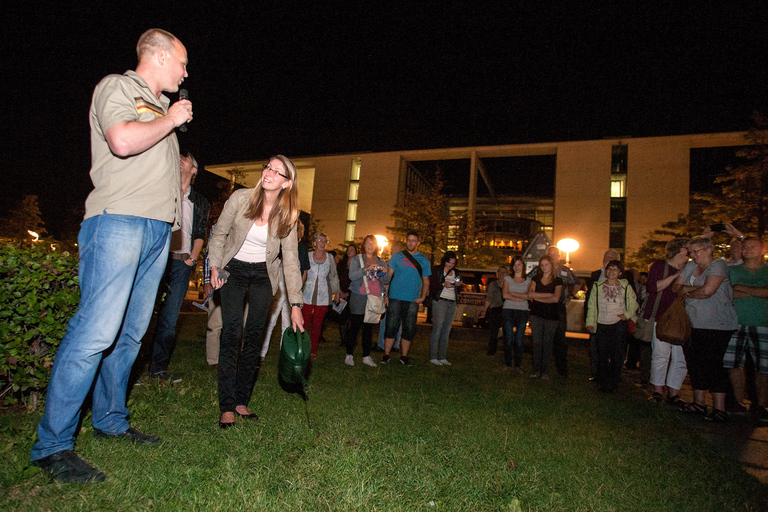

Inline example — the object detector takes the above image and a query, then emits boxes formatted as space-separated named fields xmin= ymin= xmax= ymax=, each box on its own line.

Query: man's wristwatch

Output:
xmin=291 ymin=303 xmax=303 ymax=308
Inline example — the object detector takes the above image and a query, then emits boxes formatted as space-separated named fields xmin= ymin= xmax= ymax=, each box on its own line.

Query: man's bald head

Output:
xmin=136 ymin=28 xmax=178 ymax=63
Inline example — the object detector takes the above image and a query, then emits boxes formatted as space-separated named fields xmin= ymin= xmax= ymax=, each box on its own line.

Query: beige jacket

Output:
xmin=208 ymin=188 xmax=303 ymax=304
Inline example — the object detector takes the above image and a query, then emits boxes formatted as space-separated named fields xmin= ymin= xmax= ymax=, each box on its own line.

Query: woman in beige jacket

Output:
xmin=208 ymin=155 xmax=304 ymax=428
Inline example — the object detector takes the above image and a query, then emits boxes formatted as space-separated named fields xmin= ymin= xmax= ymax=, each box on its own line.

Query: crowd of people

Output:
xmin=27 ymin=28 xmax=768 ymax=485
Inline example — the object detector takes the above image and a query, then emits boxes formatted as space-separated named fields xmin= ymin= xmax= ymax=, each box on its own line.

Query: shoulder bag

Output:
xmin=633 ymin=262 xmax=668 ymax=342
xmin=655 ymin=292 xmax=691 ymax=347
xmin=360 ymin=255 xmax=387 ymax=324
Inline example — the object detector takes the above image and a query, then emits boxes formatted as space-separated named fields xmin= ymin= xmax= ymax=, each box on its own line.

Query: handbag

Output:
xmin=655 ymin=293 xmax=691 ymax=347
xmin=360 ymin=255 xmax=387 ymax=324
xmin=634 ymin=262 xmax=669 ymax=342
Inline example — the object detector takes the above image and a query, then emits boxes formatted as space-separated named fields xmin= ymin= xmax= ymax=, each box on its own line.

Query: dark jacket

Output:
xmin=429 ymin=265 xmax=462 ymax=301
xmin=189 ymin=188 xmax=211 ymax=248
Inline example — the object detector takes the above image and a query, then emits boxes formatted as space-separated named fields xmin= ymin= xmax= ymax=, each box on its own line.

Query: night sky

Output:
xmin=3 ymin=2 xmax=767 ymax=237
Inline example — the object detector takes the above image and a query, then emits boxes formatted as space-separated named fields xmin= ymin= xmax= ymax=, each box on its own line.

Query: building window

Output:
xmin=346 ymin=158 xmax=361 ymax=242
xmin=610 ymin=198 xmax=627 ymax=223
xmin=609 ymin=226 xmax=626 ymax=252
xmin=612 ymin=144 xmax=628 ymax=174
xmin=611 ymin=176 xmax=626 ymax=197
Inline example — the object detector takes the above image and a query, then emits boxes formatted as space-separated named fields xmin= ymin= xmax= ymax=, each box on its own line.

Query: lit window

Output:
xmin=345 ymin=223 xmax=356 ymax=241
xmin=347 ymin=203 xmax=357 ymax=221
xmin=611 ymin=176 xmax=626 ymax=198
xmin=348 ymin=182 xmax=359 ymax=201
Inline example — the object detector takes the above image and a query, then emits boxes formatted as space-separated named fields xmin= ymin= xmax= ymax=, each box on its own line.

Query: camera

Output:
xmin=710 ymin=223 xmax=727 ymax=232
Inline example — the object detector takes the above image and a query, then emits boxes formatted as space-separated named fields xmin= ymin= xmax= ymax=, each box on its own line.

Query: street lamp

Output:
xmin=556 ymin=238 xmax=579 ymax=267
xmin=374 ymin=235 xmax=388 ymax=256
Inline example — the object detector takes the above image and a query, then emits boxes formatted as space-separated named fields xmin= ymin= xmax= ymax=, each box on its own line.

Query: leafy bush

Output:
xmin=0 ymin=243 xmax=79 ymax=407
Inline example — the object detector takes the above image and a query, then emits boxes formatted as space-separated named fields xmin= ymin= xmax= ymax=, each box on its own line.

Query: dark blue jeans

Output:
xmin=595 ymin=320 xmax=629 ymax=391
xmin=502 ymin=309 xmax=529 ymax=368
xmin=218 ymin=259 xmax=273 ymax=413
xmin=150 ymin=257 xmax=194 ymax=374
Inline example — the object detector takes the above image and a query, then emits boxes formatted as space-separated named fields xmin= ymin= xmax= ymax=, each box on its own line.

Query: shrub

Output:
xmin=0 ymin=243 xmax=80 ymax=407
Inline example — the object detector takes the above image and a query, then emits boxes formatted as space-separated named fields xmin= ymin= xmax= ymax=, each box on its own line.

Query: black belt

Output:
xmin=170 ymin=252 xmax=190 ymax=261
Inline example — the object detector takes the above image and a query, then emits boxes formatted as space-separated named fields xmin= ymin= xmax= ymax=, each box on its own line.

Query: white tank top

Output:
xmin=234 ymin=223 xmax=268 ymax=263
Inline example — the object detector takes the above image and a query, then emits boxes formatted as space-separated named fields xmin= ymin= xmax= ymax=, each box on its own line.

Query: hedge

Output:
xmin=0 ymin=243 xmax=80 ymax=407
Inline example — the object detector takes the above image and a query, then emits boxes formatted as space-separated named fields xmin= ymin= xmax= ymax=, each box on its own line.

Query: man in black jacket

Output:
xmin=149 ymin=151 xmax=210 ymax=381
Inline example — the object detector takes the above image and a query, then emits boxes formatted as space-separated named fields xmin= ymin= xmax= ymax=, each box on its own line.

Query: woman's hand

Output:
xmin=210 ymin=267 xmax=227 ymax=290
xmin=586 ymin=326 xmax=595 ymax=334
xmin=618 ymin=314 xmax=627 ymax=321
xmin=291 ymin=306 xmax=305 ymax=333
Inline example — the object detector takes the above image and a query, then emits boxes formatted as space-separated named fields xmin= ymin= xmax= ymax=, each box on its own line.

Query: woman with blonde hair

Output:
xmin=302 ymin=231 xmax=340 ymax=359
xmin=208 ymin=155 xmax=304 ymax=428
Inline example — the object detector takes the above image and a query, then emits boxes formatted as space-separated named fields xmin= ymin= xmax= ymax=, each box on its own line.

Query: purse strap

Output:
xmin=359 ymin=255 xmax=374 ymax=295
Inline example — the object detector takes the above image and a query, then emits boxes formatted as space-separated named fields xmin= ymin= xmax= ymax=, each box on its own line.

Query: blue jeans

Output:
xmin=31 ymin=214 xmax=171 ymax=460
xmin=502 ymin=309 xmax=529 ymax=368
xmin=430 ymin=299 xmax=456 ymax=360
xmin=150 ymin=258 xmax=194 ymax=374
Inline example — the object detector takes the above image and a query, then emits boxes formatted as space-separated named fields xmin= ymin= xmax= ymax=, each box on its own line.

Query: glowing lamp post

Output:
xmin=556 ymin=238 xmax=579 ymax=267
xmin=374 ymin=235 xmax=388 ymax=256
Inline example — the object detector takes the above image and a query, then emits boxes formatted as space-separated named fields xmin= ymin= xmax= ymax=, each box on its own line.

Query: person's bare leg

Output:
xmin=666 ymin=386 xmax=681 ymax=398
xmin=400 ymin=339 xmax=412 ymax=357
xmin=384 ymin=338 xmax=395 ymax=356
xmin=712 ymin=392 xmax=726 ymax=412
xmin=755 ymin=373 xmax=768 ymax=407
xmin=693 ymin=389 xmax=707 ymax=406
xmin=728 ymin=368 xmax=747 ymax=405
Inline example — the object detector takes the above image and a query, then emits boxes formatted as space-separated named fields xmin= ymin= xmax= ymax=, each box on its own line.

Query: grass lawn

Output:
xmin=2 ymin=313 xmax=767 ymax=511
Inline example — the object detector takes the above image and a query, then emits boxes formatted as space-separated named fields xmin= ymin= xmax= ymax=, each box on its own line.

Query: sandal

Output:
xmin=666 ymin=395 xmax=685 ymax=407
xmin=648 ymin=392 xmax=663 ymax=403
xmin=680 ymin=402 xmax=707 ymax=415
xmin=704 ymin=409 xmax=728 ymax=423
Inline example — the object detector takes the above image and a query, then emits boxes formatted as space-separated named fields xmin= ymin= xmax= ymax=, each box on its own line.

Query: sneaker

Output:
xmin=399 ymin=356 xmax=412 ymax=366
xmin=380 ymin=355 xmax=391 ymax=364
xmin=93 ymin=427 xmax=161 ymax=445
xmin=429 ymin=359 xmax=443 ymax=365
xmin=32 ymin=450 xmax=106 ymax=483
xmin=150 ymin=371 xmax=182 ymax=384
xmin=438 ymin=359 xmax=451 ymax=366
xmin=362 ymin=356 xmax=377 ymax=367
xmin=344 ymin=354 xmax=354 ymax=366
xmin=530 ymin=373 xmax=541 ymax=379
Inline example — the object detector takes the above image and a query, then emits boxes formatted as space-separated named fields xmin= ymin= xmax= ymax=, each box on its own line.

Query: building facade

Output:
xmin=205 ymin=132 xmax=746 ymax=271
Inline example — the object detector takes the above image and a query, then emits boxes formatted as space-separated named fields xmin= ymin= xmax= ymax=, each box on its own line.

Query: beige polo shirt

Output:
xmin=84 ymin=70 xmax=181 ymax=229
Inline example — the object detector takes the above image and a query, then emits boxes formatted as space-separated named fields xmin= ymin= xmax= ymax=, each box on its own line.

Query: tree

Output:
xmin=388 ymin=173 xmax=449 ymax=266
xmin=628 ymin=113 xmax=768 ymax=269
xmin=697 ymin=112 xmax=768 ymax=237
xmin=0 ymin=195 xmax=46 ymax=245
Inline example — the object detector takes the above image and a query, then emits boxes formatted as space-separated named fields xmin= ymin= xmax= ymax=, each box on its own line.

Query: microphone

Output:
xmin=178 ymin=88 xmax=189 ymax=132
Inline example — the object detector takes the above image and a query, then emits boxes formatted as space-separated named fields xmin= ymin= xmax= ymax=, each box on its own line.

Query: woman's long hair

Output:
xmin=244 ymin=154 xmax=299 ymax=238
xmin=536 ymin=255 xmax=556 ymax=281
xmin=510 ymin=256 xmax=525 ymax=279
xmin=361 ymin=234 xmax=380 ymax=256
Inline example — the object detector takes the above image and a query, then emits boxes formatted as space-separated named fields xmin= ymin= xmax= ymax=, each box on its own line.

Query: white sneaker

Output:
xmin=344 ymin=354 xmax=354 ymax=366
xmin=439 ymin=359 xmax=451 ymax=366
xmin=429 ymin=359 xmax=443 ymax=365
xmin=362 ymin=356 xmax=377 ymax=367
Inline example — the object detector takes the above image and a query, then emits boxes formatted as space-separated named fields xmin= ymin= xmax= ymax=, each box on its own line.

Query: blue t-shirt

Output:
xmin=388 ymin=251 xmax=432 ymax=302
